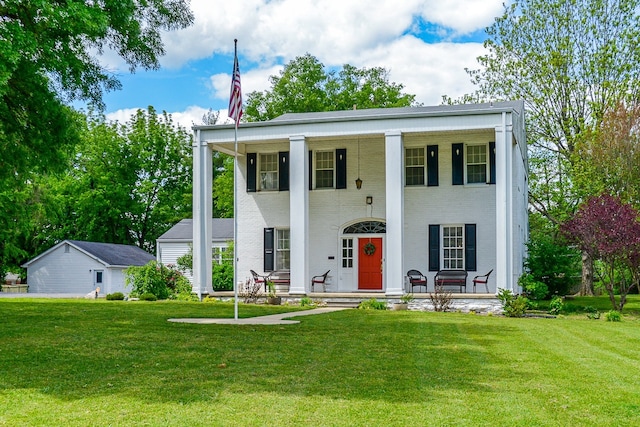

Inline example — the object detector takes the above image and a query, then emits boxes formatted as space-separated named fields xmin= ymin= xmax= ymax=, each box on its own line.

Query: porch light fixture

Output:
xmin=355 ymin=138 xmax=362 ymax=190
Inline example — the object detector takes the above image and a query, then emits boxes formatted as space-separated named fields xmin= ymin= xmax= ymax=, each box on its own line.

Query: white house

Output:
xmin=192 ymin=101 xmax=527 ymax=296
xmin=23 ymin=240 xmax=155 ymax=295
xmin=156 ymin=218 xmax=233 ymax=282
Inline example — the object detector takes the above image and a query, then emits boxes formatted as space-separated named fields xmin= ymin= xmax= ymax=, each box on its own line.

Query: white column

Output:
xmin=289 ymin=135 xmax=309 ymax=294
xmin=384 ymin=131 xmax=404 ymax=296
xmin=495 ymin=113 xmax=514 ymax=292
xmin=192 ymin=130 xmax=213 ymax=298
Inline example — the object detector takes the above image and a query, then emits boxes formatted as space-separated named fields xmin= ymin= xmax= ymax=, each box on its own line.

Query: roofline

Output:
xmin=193 ymin=101 xmax=524 ymax=132
xmin=22 ymin=240 xmax=109 ymax=268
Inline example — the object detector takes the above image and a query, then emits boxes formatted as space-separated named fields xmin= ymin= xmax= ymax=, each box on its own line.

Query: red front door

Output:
xmin=358 ymin=237 xmax=383 ymax=290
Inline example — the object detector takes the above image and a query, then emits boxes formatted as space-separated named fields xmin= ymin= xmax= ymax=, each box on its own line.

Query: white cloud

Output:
xmin=209 ymin=64 xmax=282 ymax=101
xmin=418 ymin=0 xmax=507 ymax=35
xmin=159 ymin=0 xmax=505 ymax=69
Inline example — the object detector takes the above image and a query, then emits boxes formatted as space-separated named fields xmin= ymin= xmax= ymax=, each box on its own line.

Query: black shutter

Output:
xmin=309 ymin=150 xmax=313 ymax=191
xmin=247 ymin=153 xmax=257 ymax=192
xmin=427 ymin=145 xmax=439 ymax=186
xmin=336 ymin=148 xmax=347 ymax=189
xmin=465 ymin=224 xmax=477 ymax=271
xmin=264 ymin=228 xmax=274 ymax=272
xmin=489 ymin=141 xmax=496 ymax=184
xmin=452 ymin=143 xmax=464 ymax=185
xmin=279 ymin=151 xmax=289 ymax=191
xmin=429 ymin=224 xmax=440 ymax=271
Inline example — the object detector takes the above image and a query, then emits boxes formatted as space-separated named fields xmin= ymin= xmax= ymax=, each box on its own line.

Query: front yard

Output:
xmin=1 ymin=298 xmax=639 ymax=426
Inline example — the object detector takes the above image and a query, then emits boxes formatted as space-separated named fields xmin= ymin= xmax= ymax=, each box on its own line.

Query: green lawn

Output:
xmin=1 ymin=298 xmax=640 ymax=426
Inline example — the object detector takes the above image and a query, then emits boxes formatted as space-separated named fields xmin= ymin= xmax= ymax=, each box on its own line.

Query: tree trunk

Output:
xmin=579 ymin=251 xmax=594 ymax=296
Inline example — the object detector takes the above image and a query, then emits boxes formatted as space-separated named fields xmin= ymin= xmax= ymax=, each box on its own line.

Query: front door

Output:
xmin=358 ymin=237 xmax=383 ymax=290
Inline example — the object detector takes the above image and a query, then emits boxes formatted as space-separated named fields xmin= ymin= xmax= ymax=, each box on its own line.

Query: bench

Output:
xmin=434 ymin=270 xmax=468 ymax=293
xmin=269 ymin=272 xmax=290 ymax=292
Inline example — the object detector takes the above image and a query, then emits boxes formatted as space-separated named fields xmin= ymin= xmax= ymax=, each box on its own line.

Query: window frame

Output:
xmin=276 ymin=228 xmax=290 ymax=271
xmin=314 ymin=150 xmax=335 ymax=189
xmin=405 ymin=147 xmax=426 ymax=186
xmin=442 ymin=225 xmax=464 ymax=270
xmin=259 ymin=153 xmax=279 ymax=191
xmin=341 ymin=238 xmax=354 ymax=268
xmin=466 ymin=144 xmax=488 ymax=184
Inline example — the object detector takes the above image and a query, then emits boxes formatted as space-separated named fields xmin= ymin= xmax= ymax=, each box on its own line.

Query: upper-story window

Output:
xmin=405 ymin=147 xmax=425 ymax=186
xmin=315 ymin=151 xmax=334 ymax=189
xmin=260 ymin=153 xmax=278 ymax=190
xmin=466 ymin=145 xmax=487 ymax=184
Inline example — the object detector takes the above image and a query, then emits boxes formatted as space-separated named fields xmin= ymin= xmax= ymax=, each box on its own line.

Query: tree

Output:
xmin=244 ymin=54 xmax=416 ymax=122
xmin=574 ymin=102 xmax=640 ymax=207
xmin=467 ymin=0 xmax=640 ymax=293
xmin=41 ymin=107 xmax=192 ymax=253
xmin=0 ymin=0 xmax=193 ymax=180
xmin=0 ymin=1 xmax=193 ymax=276
xmin=561 ymin=194 xmax=640 ymax=311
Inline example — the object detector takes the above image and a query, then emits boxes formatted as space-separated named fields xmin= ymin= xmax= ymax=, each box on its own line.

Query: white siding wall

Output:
xmin=27 ymin=244 xmax=105 ymax=294
xmin=236 ymin=133 xmax=501 ymax=293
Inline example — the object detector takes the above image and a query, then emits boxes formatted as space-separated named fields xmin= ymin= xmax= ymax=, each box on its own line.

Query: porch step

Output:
xmin=324 ymin=300 xmax=360 ymax=308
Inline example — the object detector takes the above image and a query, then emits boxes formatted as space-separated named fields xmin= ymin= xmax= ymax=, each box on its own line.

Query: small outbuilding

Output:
xmin=22 ymin=240 xmax=155 ymax=295
xmin=156 ymin=218 xmax=233 ymax=283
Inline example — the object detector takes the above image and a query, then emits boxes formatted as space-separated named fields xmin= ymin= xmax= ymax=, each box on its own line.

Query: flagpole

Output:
xmin=232 ymin=39 xmax=239 ymax=321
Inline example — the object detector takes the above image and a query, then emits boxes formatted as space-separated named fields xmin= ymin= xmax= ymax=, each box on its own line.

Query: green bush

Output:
xmin=584 ymin=306 xmax=600 ymax=319
xmin=497 ymin=288 xmax=528 ymax=317
xmin=300 ymin=297 xmax=315 ymax=307
xmin=524 ymin=234 xmax=580 ymax=297
xmin=605 ymin=310 xmax=622 ymax=322
xmin=548 ymin=295 xmax=564 ymax=315
xmin=125 ymin=261 xmax=191 ymax=300
xmin=139 ymin=292 xmax=157 ymax=301
xmin=212 ymin=263 xmax=233 ymax=291
xmin=519 ymin=273 xmax=549 ymax=300
xmin=358 ymin=298 xmax=387 ymax=310
xmin=106 ymin=292 xmax=125 ymax=301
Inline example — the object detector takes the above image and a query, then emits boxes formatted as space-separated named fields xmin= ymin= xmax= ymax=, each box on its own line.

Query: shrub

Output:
xmin=212 ymin=263 xmax=233 ymax=291
xmin=429 ymin=285 xmax=453 ymax=312
xmin=605 ymin=310 xmax=622 ymax=322
xmin=106 ymin=292 xmax=125 ymax=301
xmin=584 ymin=306 xmax=601 ymax=320
xmin=300 ymin=297 xmax=315 ymax=307
xmin=519 ymin=273 xmax=549 ymax=300
xmin=125 ymin=261 xmax=191 ymax=300
xmin=548 ymin=295 xmax=564 ymax=315
xmin=358 ymin=298 xmax=387 ymax=310
xmin=140 ymin=292 xmax=157 ymax=301
xmin=524 ymin=234 xmax=580 ymax=296
xmin=497 ymin=288 xmax=528 ymax=317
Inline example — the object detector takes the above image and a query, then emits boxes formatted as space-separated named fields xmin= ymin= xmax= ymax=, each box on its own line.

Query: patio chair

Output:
xmin=311 ymin=270 xmax=330 ymax=292
xmin=472 ymin=269 xmax=493 ymax=293
xmin=407 ymin=269 xmax=427 ymax=292
xmin=250 ymin=269 xmax=272 ymax=291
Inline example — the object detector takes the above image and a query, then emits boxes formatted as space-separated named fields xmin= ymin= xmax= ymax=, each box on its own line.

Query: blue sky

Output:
xmin=100 ymin=0 xmax=510 ymax=128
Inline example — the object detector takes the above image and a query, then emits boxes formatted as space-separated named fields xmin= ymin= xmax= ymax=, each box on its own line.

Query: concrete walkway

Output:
xmin=167 ymin=306 xmax=350 ymax=325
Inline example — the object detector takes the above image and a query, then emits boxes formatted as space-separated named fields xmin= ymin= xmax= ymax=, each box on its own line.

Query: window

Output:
xmin=315 ymin=151 xmax=334 ymax=188
xmin=442 ymin=226 xmax=464 ymax=269
xmin=260 ymin=153 xmax=278 ymax=190
xmin=429 ymin=224 xmax=476 ymax=271
xmin=276 ymin=229 xmax=290 ymax=270
xmin=466 ymin=145 xmax=487 ymax=184
xmin=342 ymin=238 xmax=353 ymax=268
xmin=95 ymin=270 xmax=103 ymax=284
xmin=405 ymin=147 xmax=425 ymax=186
xmin=212 ymin=247 xmax=228 ymax=265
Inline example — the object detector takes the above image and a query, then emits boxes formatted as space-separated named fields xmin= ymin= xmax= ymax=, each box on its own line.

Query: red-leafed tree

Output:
xmin=561 ymin=194 xmax=640 ymax=310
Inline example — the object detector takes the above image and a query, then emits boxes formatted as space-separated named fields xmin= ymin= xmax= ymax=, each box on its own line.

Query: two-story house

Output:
xmin=192 ymin=101 xmax=527 ymax=297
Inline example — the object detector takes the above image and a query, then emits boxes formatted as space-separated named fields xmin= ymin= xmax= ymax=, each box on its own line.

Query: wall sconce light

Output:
xmin=366 ymin=196 xmax=373 ymax=205
xmin=356 ymin=177 xmax=363 ymax=190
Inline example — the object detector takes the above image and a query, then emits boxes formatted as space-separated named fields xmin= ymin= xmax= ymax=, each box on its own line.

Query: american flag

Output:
xmin=228 ymin=42 xmax=242 ymax=125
